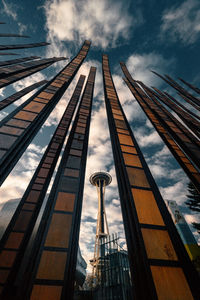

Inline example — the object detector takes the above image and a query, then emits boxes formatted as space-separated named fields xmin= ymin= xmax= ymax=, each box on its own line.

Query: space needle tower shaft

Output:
xmin=89 ymin=172 xmax=112 ymax=278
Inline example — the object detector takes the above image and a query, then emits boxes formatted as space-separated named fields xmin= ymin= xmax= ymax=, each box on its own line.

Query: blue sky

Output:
xmin=0 ymin=0 xmax=199 ymax=271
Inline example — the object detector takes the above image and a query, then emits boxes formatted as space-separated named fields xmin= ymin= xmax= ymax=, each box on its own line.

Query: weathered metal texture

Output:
xmin=0 ymin=75 xmax=86 ymax=300
xmin=0 ymin=41 xmax=91 ymax=185
xmin=21 ymin=67 xmax=96 ymax=300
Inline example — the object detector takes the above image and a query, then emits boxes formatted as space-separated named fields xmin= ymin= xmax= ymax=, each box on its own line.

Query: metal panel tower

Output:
xmin=102 ymin=54 xmax=200 ymax=299
xmin=89 ymin=171 xmax=112 ymax=282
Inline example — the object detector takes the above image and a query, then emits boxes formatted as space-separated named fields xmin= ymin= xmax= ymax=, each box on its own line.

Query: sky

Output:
xmin=0 ymin=0 xmax=200 ymax=272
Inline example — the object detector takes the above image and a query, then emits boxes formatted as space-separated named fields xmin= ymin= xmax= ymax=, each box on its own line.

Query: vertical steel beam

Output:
xmin=21 ymin=67 xmax=96 ymax=300
xmin=137 ymin=81 xmax=200 ymax=150
xmin=0 ymin=40 xmax=91 ymax=185
xmin=121 ymin=62 xmax=200 ymax=192
xmin=103 ymin=55 xmax=200 ymax=299
xmin=178 ymin=78 xmax=200 ymax=95
xmin=162 ymin=91 xmax=200 ymax=120
xmin=152 ymin=71 xmax=200 ymax=108
xmin=150 ymin=87 xmax=200 ymax=138
xmin=0 ymin=75 xmax=85 ymax=299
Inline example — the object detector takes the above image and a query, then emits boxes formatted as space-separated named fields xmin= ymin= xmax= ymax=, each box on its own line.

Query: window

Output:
xmin=121 ymin=145 xmax=137 ymax=154
xmin=66 ymin=155 xmax=81 ymax=169
xmin=13 ymin=211 xmax=33 ymax=231
xmin=64 ymin=168 xmax=79 ymax=177
xmin=0 ymin=250 xmax=17 ymax=267
xmin=6 ymin=118 xmax=30 ymax=128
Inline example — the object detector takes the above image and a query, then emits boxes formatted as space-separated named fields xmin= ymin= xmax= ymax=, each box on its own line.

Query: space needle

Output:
xmin=89 ymin=171 xmax=112 ymax=282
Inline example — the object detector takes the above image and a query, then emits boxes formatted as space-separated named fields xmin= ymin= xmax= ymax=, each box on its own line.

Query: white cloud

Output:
xmin=1 ymin=1 xmax=28 ymax=35
xmin=126 ymin=52 xmax=174 ymax=86
xmin=0 ymin=110 xmax=8 ymax=121
xmin=17 ymin=22 xmax=27 ymax=35
xmin=160 ymin=180 xmax=189 ymax=206
xmin=44 ymin=0 xmax=141 ymax=50
xmin=152 ymin=145 xmax=171 ymax=158
xmin=2 ymin=0 xmax=17 ymax=20
xmin=136 ymin=130 xmax=162 ymax=147
xmin=0 ymin=88 xmax=5 ymax=98
xmin=0 ymin=142 xmax=45 ymax=205
xmin=161 ymin=0 xmax=200 ymax=44
xmin=185 ymin=213 xmax=199 ymax=225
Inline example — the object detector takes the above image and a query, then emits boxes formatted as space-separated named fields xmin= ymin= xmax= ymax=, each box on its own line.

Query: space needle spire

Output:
xmin=89 ymin=171 xmax=112 ymax=282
